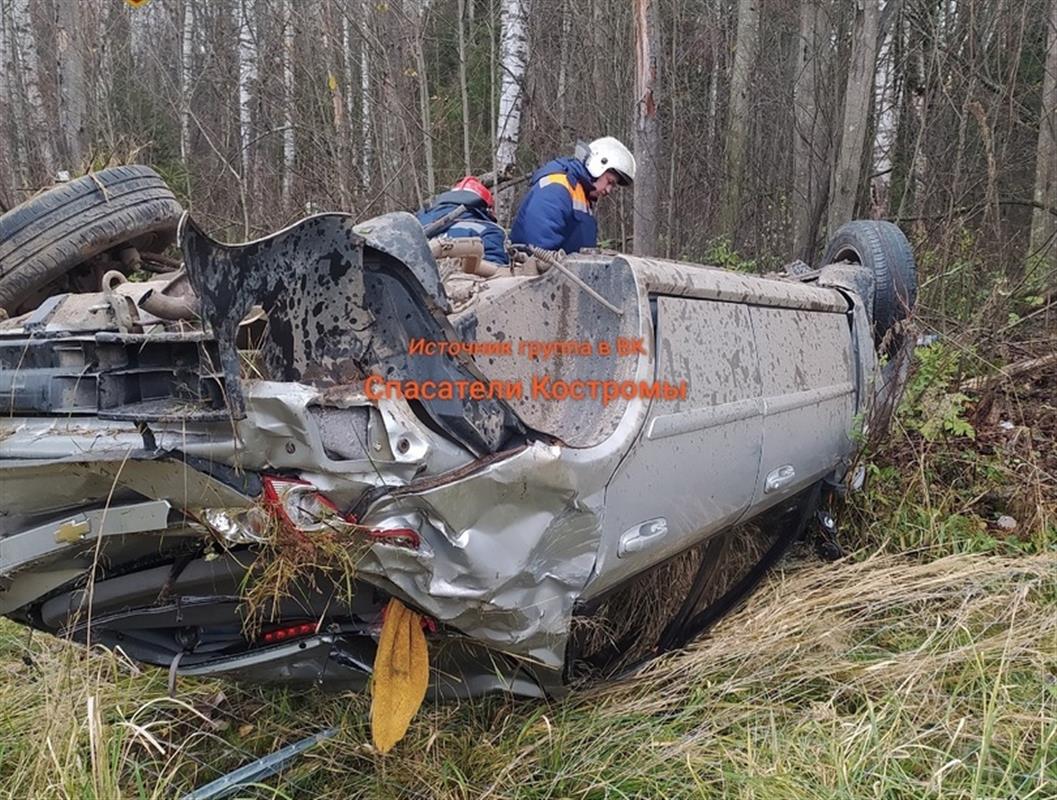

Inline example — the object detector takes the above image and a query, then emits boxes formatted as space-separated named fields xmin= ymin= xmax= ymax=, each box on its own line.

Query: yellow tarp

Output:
xmin=370 ymin=597 xmax=429 ymax=753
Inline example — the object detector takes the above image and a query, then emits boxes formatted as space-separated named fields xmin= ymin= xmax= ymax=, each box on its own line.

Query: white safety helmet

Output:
xmin=584 ymin=136 xmax=636 ymax=186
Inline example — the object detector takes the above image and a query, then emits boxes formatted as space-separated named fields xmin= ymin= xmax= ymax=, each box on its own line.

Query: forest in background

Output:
xmin=1 ymin=0 xmax=1055 ymax=312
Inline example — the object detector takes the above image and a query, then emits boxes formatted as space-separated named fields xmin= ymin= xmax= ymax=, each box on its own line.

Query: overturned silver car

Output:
xmin=0 ymin=169 xmax=916 ymax=698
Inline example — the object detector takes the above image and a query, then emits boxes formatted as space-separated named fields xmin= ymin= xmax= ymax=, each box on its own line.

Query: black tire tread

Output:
xmin=0 ymin=166 xmax=182 ymax=311
xmin=821 ymin=220 xmax=917 ymax=338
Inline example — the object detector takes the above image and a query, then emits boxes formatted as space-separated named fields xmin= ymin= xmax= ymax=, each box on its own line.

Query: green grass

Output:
xmin=1 ymin=543 xmax=1054 ymax=799
xmin=2 ymin=332 xmax=1055 ymax=799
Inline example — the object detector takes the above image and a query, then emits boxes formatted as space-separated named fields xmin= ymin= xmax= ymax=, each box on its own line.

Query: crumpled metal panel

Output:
xmin=452 ymin=255 xmax=644 ymax=448
xmin=228 ymin=382 xmax=470 ymax=510
xmin=180 ymin=211 xmax=526 ymax=455
xmin=0 ymin=378 xmax=476 ymax=514
xmin=355 ymin=442 xmax=605 ymax=668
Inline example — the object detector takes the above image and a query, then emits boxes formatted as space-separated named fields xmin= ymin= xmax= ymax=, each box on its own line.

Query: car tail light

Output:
xmin=198 ymin=476 xmax=421 ymax=549
xmin=261 ymin=621 xmax=318 ymax=643
xmin=261 ymin=477 xmax=340 ymax=533
xmin=199 ymin=506 xmax=272 ymax=545
xmin=366 ymin=528 xmax=422 ymax=548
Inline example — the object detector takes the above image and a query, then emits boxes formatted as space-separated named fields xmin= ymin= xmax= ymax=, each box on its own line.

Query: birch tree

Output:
xmin=633 ymin=0 xmax=661 ymax=256
xmin=892 ymin=1 xmax=933 ymax=226
xmin=1030 ymin=0 xmax=1057 ymax=279
xmin=495 ymin=0 xmax=529 ymax=220
xmin=341 ymin=11 xmax=356 ymax=189
xmin=827 ymin=0 xmax=881 ymax=235
xmin=342 ymin=13 xmax=355 ymax=129
xmin=282 ymin=0 xmax=296 ymax=211
xmin=590 ymin=0 xmax=606 ymax=131
xmin=705 ymin=11 xmax=720 ymax=161
xmin=236 ymin=0 xmax=257 ymax=186
xmin=359 ymin=0 xmax=373 ymax=188
xmin=718 ymin=0 xmax=759 ymax=239
xmin=180 ymin=0 xmax=195 ymax=164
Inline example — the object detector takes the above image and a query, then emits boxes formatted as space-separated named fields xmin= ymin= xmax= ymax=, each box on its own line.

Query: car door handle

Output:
xmin=618 ymin=517 xmax=668 ymax=557
xmin=764 ymin=464 xmax=796 ymax=493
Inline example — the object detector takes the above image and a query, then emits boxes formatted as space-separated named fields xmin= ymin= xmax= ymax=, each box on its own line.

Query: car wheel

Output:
xmin=821 ymin=220 xmax=917 ymax=342
xmin=0 ymin=165 xmax=183 ymax=314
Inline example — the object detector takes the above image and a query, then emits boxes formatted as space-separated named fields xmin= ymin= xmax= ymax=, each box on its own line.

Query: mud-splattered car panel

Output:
xmin=0 ymin=212 xmax=912 ymax=696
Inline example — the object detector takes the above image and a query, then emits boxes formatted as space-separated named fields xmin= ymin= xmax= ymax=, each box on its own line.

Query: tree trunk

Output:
xmin=376 ymin=7 xmax=405 ymax=207
xmin=322 ymin=0 xmax=352 ymax=208
xmin=457 ymin=0 xmax=471 ymax=173
xmin=827 ymin=0 xmax=881 ymax=235
xmin=870 ymin=10 xmax=899 ymax=220
xmin=413 ymin=1 xmax=435 ymax=196
xmin=718 ymin=0 xmax=759 ymax=240
xmin=236 ymin=0 xmax=257 ymax=187
xmin=705 ymin=10 xmax=719 ymax=162
xmin=282 ymin=0 xmax=296 ymax=212
xmin=359 ymin=0 xmax=373 ymax=189
xmin=893 ymin=2 xmax=933 ymax=233
xmin=791 ymin=0 xmax=829 ymax=261
xmin=495 ymin=0 xmax=529 ymax=222
xmin=0 ymin=0 xmax=14 ymax=209
xmin=96 ymin=0 xmax=121 ymax=156
xmin=633 ymin=0 xmax=661 ymax=256
xmin=591 ymin=0 xmax=606 ymax=131
xmin=665 ymin=0 xmax=682 ymax=257
xmin=1030 ymin=0 xmax=1057 ymax=280
xmin=54 ymin=0 xmax=86 ymax=170
xmin=556 ymin=0 xmax=571 ymax=147
xmin=489 ymin=0 xmax=496 ymax=178
xmin=180 ymin=0 xmax=195 ymax=165
xmin=11 ymin=0 xmax=54 ymax=182
xmin=343 ymin=14 xmax=355 ymax=134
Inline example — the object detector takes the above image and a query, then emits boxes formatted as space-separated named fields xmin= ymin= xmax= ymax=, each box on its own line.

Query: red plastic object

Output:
xmin=262 ymin=621 xmax=319 ymax=643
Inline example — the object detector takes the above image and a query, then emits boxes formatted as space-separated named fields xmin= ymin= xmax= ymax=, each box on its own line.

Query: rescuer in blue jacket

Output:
xmin=510 ymin=137 xmax=636 ymax=254
xmin=416 ymin=176 xmax=509 ymax=265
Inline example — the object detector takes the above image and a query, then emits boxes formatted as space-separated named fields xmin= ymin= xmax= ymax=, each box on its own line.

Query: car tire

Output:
xmin=821 ymin=220 xmax=917 ymax=341
xmin=0 ymin=166 xmax=183 ymax=313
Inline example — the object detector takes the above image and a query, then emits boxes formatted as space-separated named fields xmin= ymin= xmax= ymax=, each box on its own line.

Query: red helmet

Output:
xmin=453 ymin=176 xmax=494 ymax=210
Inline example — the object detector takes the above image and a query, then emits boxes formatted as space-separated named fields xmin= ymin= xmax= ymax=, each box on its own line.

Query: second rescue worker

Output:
xmin=509 ymin=136 xmax=636 ymax=254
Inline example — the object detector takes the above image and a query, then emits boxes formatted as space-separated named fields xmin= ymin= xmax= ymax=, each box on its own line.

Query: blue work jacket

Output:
xmin=416 ymin=190 xmax=509 ymax=265
xmin=509 ymin=158 xmax=598 ymax=253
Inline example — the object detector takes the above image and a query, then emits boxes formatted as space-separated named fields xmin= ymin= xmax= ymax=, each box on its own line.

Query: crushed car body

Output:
xmin=0 ymin=201 xmax=916 ymax=698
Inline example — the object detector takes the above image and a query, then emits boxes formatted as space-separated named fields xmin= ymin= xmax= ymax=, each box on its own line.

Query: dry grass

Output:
xmin=237 ymin=520 xmax=373 ymax=637
xmin=1 ymin=322 xmax=1054 ymax=799
xmin=570 ymin=521 xmax=782 ymax=673
xmin=2 ymin=548 xmax=1054 ymax=799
